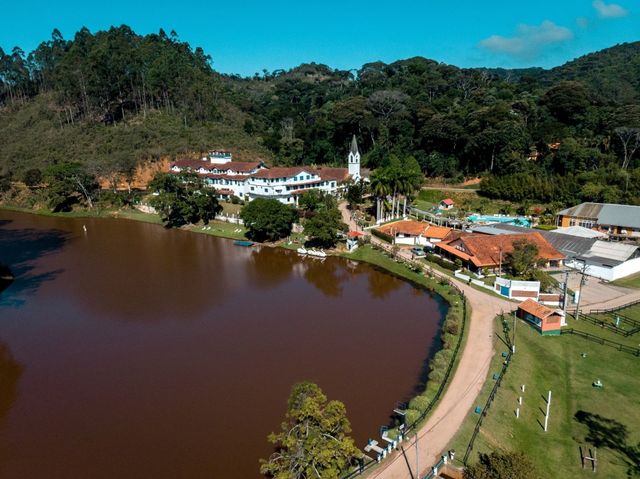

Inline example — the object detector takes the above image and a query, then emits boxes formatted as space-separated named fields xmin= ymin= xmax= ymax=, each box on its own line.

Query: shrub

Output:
xmin=408 ymin=395 xmax=430 ymax=412
xmin=445 ymin=318 xmax=460 ymax=336
xmin=425 ymin=253 xmax=457 ymax=271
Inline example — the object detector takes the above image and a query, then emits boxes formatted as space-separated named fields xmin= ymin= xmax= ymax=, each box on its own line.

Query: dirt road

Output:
xmin=365 ymin=241 xmax=512 ymax=479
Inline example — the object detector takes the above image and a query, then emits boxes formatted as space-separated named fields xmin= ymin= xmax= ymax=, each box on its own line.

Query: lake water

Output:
xmin=0 ymin=210 xmax=446 ymax=478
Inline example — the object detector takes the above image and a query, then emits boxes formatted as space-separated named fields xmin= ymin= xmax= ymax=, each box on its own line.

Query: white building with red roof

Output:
xmin=169 ymin=142 xmax=356 ymax=204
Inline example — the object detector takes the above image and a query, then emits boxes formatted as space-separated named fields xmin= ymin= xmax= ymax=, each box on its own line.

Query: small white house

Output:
xmin=439 ymin=198 xmax=454 ymax=210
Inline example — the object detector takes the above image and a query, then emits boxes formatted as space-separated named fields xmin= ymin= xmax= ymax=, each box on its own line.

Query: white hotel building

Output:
xmin=170 ymin=136 xmax=362 ymax=205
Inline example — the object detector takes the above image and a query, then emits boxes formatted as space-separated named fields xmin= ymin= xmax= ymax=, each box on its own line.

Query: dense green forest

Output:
xmin=1 ymin=26 xmax=640 ymax=205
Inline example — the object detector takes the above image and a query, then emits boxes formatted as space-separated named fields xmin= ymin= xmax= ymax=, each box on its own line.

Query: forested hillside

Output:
xmin=1 ymin=26 xmax=640 ymax=205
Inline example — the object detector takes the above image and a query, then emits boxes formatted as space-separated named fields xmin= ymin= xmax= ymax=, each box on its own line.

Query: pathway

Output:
xmin=367 ymin=238 xmax=512 ymax=479
xmin=339 ymin=201 xmax=360 ymax=232
xmin=367 ymin=241 xmax=640 ymax=478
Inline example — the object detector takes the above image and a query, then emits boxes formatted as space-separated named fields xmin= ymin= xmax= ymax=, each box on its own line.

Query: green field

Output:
xmin=593 ymin=304 xmax=640 ymax=322
xmin=448 ymin=314 xmax=640 ymax=478
xmin=612 ymin=273 xmax=640 ymax=289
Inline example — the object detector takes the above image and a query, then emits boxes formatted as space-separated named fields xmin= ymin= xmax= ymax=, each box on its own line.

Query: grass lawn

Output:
xmin=447 ymin=314 xmax=640 ymax=478
xmin=188 ymin=221 xmax=247 ymax=240
xmin=220 ymin=202 xmax=242 ymax=216
xmin=612 ymin=272 xmax=640 ymax=289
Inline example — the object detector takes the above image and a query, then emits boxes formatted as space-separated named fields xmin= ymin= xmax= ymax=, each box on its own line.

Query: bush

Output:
xmin=445 ymin=318 xmax=460 ymax=336
xmin=408 ymin=395 xmax=430 ymax=412
xmin=425 ymin=253 xmax=457 ymax=271
xmin=23 ymin=168 xmax=43 ymax=187
xmin=371 ymin=228 xmax=393 ymax=243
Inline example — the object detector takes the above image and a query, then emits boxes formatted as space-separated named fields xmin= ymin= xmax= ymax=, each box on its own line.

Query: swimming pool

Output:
xmin=467 ymin=214 xmax=531 ymax=227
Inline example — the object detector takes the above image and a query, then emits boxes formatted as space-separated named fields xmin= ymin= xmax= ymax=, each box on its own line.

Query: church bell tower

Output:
xmin=348 ymin=135 xmax=361 ymax=180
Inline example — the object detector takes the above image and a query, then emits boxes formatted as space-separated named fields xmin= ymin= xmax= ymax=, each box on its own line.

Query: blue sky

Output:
xmin=1 ymin=0 xmax=637 ymax=76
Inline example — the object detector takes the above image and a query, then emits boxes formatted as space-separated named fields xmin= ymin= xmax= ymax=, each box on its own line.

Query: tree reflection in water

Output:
xmin=0 ymin=341 xmax=23 ymax=474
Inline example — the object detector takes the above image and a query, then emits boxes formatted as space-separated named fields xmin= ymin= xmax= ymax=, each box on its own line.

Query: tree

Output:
xmin=44 ymin=162 xmax=98 ymax=212
xmin=369 ymin=168 xmax=391 ymax=222
xmin=22 ymin=168 xmax=43 ymax=187
xmin=298 ymin=189 xmax=324 ymax=213
xmin=506 ymin=240 xmax=542 ymax=277
xmin=464 ymin=451 xmax=539 ymax=479
xmin=148 ymin=172 xmax=222 ymax=228
xmin=260 ymin=382 xmax=359 ymax=479
xmin=345 ymin=179 xmax=366 ymax=209
xmin=614 ymin=127 xmax=640 ymax=170
xmin=304 ymin=207 xmax=346 ymax=248
xmin=240 ymin=198 xmax=297 ymax=242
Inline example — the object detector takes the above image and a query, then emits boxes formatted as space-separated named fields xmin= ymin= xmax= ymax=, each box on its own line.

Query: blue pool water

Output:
xmin=467 ymin=215 xmax=530 ymax=227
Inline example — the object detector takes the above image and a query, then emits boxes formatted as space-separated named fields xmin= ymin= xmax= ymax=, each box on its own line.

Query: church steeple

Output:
xmin=350 ymin=135 xmax=359 ymax=156
xmin=348 ymin=135 xmax=361 ymax=180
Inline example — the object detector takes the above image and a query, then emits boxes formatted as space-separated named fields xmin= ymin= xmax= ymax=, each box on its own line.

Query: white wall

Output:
xmin=566 ymin=257 xmax=640 ymax=282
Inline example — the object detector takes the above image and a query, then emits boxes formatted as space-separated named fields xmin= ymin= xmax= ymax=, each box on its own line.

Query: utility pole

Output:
xmin=574 ymin=259 xmax=589 ymax=322
xmin=562 ymin=269 xmax=570 ymax=314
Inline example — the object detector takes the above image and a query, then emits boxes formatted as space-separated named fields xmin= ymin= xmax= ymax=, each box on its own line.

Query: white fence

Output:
xmin=454 ymin=270 xmax=495 ymax=291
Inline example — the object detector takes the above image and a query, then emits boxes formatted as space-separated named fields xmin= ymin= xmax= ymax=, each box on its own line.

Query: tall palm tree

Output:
xmin=370 ymin=170 xmax=391 ymax=223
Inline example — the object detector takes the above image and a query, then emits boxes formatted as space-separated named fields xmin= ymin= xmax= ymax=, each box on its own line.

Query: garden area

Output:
xmin=448 ymin=312 xmax=640 ymax=478
xmin=411 ymin=188 xmax=559 ymax=227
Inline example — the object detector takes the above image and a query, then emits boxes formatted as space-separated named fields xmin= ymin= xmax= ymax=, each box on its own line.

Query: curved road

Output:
xmin=368 ymin=267 xmax=511 ymax=479
xmin=340 ymin=206 xmax=639 ymax=479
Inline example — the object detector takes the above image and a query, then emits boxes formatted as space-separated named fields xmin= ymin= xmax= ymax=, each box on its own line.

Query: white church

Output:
xmin=170 ymin=135 xmax=362 ymax=205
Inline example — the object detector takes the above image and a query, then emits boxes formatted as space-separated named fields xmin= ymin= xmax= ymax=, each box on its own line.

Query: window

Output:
xmin=569 ymin=218 xmax=576 ymax=226
xmin=306 ymin=175 xmax=311 ymax=180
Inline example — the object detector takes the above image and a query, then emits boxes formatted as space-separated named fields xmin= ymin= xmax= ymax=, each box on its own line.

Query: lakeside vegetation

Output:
xmin=2 ymin=27 xmax=640 ymax=211
xmin=448 ymin=313 xmax=640 ymax=478
xmin=346 ymin=245 xmax=468 ymax=435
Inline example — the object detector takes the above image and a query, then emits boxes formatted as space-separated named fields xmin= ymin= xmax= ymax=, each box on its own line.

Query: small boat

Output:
xmin=233 ymin=240 xmax=253 ymax=247
xmin=307 ymin=249 xmax=327 ymax=258
xmin=297 ymin=247 xmax=308 ymax=255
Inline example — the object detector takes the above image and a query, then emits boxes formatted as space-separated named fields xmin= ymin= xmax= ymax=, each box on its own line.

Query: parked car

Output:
xmin=411 ymin=247 xmax=426 ymax=257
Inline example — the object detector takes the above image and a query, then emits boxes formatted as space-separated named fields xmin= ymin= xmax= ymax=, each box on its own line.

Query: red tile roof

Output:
xmin=377 ymin=220 xmax=452 ymax=240
xmin=172 ymin=159 xmax=262 ymax=173
xmin=441 ymin=198 xmax=454 ymax=206
xmin=211 ymin=161 xmax=263 ymax=173
xmin=518 ymin=299 xmax=557 ymax=320
xmin=437 ymin=233 xmax=565 ymax=268
xmin=252 ymin=167 xmax=309 ymax=179
xmin=315 ymin=167 xmax=349 ymax=182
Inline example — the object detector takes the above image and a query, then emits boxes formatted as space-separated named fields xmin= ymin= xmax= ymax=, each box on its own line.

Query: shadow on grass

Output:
xmin=575 ymin=410 xmax=640 ymax=475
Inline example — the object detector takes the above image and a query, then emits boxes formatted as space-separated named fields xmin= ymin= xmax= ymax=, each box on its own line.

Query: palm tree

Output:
xmin=370 ymin=170 xmax=391 ymax=223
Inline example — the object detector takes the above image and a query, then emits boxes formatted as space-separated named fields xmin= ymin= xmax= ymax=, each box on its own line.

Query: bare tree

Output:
xmin=367 ymin=90 xmax=409 ymax=122
xmin=615 ymin=127 xmax=640 ymax=170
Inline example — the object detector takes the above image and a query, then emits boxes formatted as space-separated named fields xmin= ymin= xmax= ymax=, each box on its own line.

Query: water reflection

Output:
xmin=0 ymin=341 xmax=23 ymax=474
xmin=303 ymin=258 xmax=348 ymax=297
xmin=366 ymin=267 xmax=403 ymax=299
xmin=0 ymin=223 xmax=68 ymax=306
xmin=244 ymin=247 xmax=298 ymax=289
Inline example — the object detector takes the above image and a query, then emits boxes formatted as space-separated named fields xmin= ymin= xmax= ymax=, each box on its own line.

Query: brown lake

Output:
xmin=0 ymin=210 xmax=446 ymax=479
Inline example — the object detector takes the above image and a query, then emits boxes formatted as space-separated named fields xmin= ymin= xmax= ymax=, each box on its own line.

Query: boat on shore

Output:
xmin=297 ymin=247 xmax=308 ymax=255
xmin=307 ymin=249 xmax=327 ymax=258
xmin=233 ymin=240 xmax=253 ymax=247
